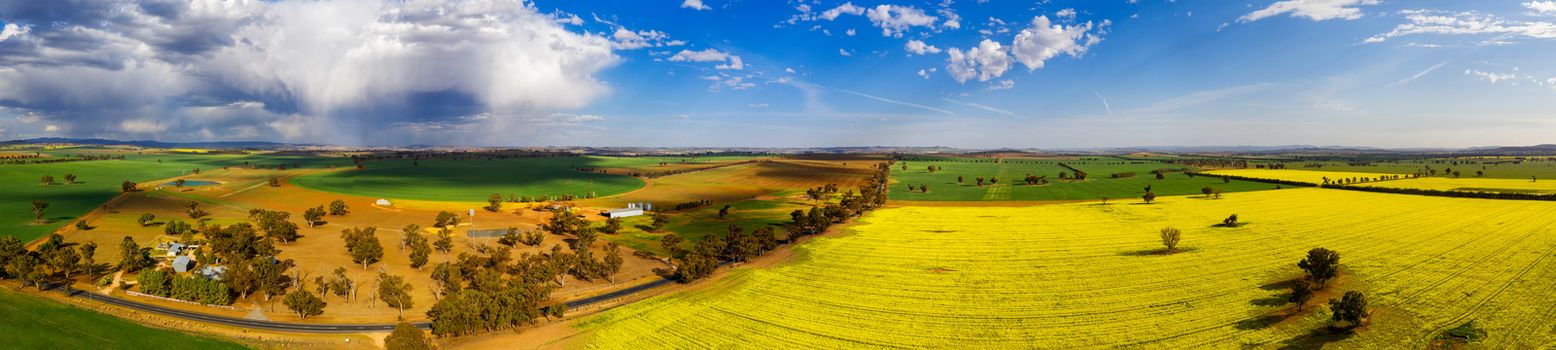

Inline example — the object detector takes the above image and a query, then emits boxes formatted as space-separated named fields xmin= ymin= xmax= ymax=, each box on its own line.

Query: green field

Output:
xmin=0 ymin=149 xmax=350 ymax=241
xmin=892 ymin=157 xmax=1278 ymax=201
xmin=0 ymin=289 xmax=248 ymax=349
xmin=291 ymin=157 xmax=647 ymax=202
xmin=579 ymin=155 xmax=761 ymax=170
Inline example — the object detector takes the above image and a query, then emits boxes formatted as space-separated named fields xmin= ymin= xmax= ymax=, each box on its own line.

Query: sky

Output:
xmin=0 ymin=0 xmax=1553 ymax=148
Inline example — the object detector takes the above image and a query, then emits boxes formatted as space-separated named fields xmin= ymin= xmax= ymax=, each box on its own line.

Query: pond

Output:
xmin=162 ymin=180 xmax=221 ymax=187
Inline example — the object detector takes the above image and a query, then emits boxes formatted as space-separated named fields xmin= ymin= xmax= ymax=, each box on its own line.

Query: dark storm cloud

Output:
xmin=0 ymin=0 xmax=619 ymax=144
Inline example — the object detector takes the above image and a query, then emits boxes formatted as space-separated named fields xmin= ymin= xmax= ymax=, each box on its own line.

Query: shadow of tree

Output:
xmin=1278 ymin=328 xmax=1355 ymax=349
xmin=1118 ymin=247 xmax=1201 ymax=256
xmin=1236 ymin=314 xmax=1286 ymax=330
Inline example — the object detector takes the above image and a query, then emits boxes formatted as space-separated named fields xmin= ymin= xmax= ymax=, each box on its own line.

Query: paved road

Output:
xmin=50 ymin=273 xmax=679 ymax=333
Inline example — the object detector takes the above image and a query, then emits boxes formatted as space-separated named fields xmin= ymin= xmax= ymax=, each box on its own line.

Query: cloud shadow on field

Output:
xmin=1117 ymin=247 xmax=1200 ymax=256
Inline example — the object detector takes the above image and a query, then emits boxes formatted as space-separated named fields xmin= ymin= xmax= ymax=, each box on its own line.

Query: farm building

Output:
xmin=172 ymin=256 xmax=194 ymax=273
xmin=606 ymin=202 xmax=652 ymax=218
xmin=165 ymin=243 xmax=185 ymax=258
xmin=606 ymin=207 xmax=643 ymax=218
xmin=199 ymin=265 xmax=227 ymax=280
xmin=376 ymin=198 xmax=392 ymax=207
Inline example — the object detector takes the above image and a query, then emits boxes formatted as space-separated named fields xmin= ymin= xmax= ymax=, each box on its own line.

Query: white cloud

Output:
xmin=716 ymin=56 xmax=746 ymax=70
xmin=1238 ymin=0 xmax=1380 ymax=23
xmin=918 ymin=68 xmax=937 ymax=79
xmin=821 ymin=2 xmax=866 ymax=20
xmin=905 ymin=40 xmax=942 ymax=55
xmin=682 ymin=0 xmax=711 ymax=11
xmin=866 ymin=5 xmax=938 ymax=37
xmin=1010 ymin=16 xmax=1107 ymax=71
xmin=749 ymin=103 xmax=769 ymax=108
xmin=945 ymin=39 xmax=1012 ymax=83
xmin=1364 ymin=10 xmax=1556 ymax=43
xmin=669 ymin=48 xmax=731 ymax=62
xmin=1055 ymin=8 xmax=1077 ymax=19
xmin=1527 ymin=1 xmax=1556 ymax=14
xmin=612 ymin=28 xmax=675 ymax=50
xmin=987 ymin=79 xmax=1015 ymax=91
xmin=1465 ymin=69 xmax=1518 ymax=84
xmin=846 ymin=28 xmax=857 ymax=36
xmin=0 ymin=23 xmax=29 ymax=42
xmin=839 ymin=48 xmax=853 ymax=56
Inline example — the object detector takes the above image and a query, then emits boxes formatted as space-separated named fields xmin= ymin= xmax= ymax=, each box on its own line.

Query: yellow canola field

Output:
xmin=1354 ymin=177 xmax=1556 ymax=194
xmin=1207 ymin=169 xmax=1399 ymax=185
xmin=577 ymin=188 xmax=1556 ymax=348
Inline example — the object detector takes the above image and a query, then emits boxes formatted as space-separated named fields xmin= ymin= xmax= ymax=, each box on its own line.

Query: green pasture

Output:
xmin=0 ymin=288 xmax=249 ymax=349
xmin=892 ymin=157 xmax=1277 ymax=201
xmin=291 ymin=157 xmax=646 ymax=202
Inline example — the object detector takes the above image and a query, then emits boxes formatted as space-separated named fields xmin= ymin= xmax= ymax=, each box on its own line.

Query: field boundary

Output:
xmin=1199 ymin=171 xmax=1556 ymax=201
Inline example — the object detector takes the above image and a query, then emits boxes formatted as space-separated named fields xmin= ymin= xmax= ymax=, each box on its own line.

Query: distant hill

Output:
xmin=0 ymin=137 xmax=299 ymax=149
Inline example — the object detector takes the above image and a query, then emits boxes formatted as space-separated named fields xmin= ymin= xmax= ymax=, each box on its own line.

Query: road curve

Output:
xmin=51 ymin=273 xmax=679 ymax=333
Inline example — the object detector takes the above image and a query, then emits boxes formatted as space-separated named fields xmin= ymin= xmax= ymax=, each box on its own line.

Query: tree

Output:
xmin=1223 ymin=214 xmax=1239 ymax=227
xmin=1142 ymin=192 xmax=1156 ymax=204
xmin=385 ymin=322 xmax=431 ymax=350
xmin=434 ymin=211 xmax=459 ymax=227
xmin=118 ymin=236 xmax=152 ymax=272
xmin=434 ymin=227 xmax=454 ymax=253
xmin=602 ymin=242 xmax=624 ymax=282
xmin=184 ymin=201 xmax=207 ymax=219
xmin=326 ymin=267 xmax=355 ymax=302
xmin=138 ymin=213 xmax=156 ymax=226
xmin=303 ymin=206 xmax=325 ymax=227
xmin=651 ymin=212 xmax=670 ymax=232
xmin=283 ymin=289 xmax=326 ymax=319
xmin=164 ymin=219 xmax=191 ymax=237
xmin=378 ymin=272 xmax=414 ymax=319
xmin=660 ymin=234 xmax=684 ymax=257
xmin=485 ymin=193 xmax=502 ymax=212
xmin=268 ymin=177 xmax=281 ymax=187
xmin=1329 ymin=291 xmax=1368 ymax=329
xmin=175 ymin=179 xmax=186 ymax=189
xmin=249 ymin=209 xmax=300 ymax=243
xmin=1155 ymin=172 xmax=1165 ymax=180
xmin=64 ymin=174 xmax=77 ymax=183
xmin=30 ymin=200 xmax=49 ymax=222
xmin=80 ymin=242 xmax=98 ymax=280
xmin=957 ymin=175 xmax=964 ymax=184
xmin=1289 ymin=280 xmax=1313 ymax=311
xmin=1201 ymin=186 xmax=1214 ymax=197
xmin=1298 ymin=248 xmax=1340 ymax=288
xmin=427 ymin=289 xmax=486 ymax=337
xmin=718 ymin=205 xmax=731 ymax=219
xmin=1159 ymin=227 xmax=1181 ymax=253
xmin=328 ymin=200 xmax=350 ymax=216
xmin=341 ymin=227 xmax=384 ymax=269
xmin=601 ymin=218 xmax=622 ymax=234
xmin=40 ymin=175 xmax=54 ymax=186
xmin=408 ymin=230 xmax=431 ymax=270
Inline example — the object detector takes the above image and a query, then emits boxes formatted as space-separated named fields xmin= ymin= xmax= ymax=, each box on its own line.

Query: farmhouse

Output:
xmin=375 ymin=198 xmax=392 ymax=207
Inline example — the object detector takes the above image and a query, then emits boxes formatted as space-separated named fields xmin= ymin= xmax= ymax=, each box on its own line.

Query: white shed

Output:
xmin=375 ymin=199 xmax=392 ymax=207
xmin=606 ymin=207 xmax=644 ymax=218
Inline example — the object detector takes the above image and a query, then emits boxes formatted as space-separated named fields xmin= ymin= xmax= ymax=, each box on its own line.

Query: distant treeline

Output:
xmin=1184 ymin=172 xmax=1317 ymax=188
xmin=1324 ymin=184 xmax=1556 ymax=201
xmin=0 ymin=154 xmax=125 ymax=165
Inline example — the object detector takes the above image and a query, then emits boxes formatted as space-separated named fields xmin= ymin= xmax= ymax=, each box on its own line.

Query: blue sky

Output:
xmin=1 ymin=0 xmax=1554 ymax=148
